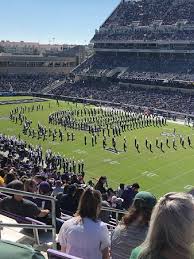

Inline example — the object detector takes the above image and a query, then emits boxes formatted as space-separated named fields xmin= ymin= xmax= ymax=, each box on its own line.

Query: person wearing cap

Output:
xmin=35 ymin=181 xmax=62 ymax=232
xmin=111 ymin=191 xmax=157 ymax=259
xmin=130 ymin=192 xmax=194 ymax=259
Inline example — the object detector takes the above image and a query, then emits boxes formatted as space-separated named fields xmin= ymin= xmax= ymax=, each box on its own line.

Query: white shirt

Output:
xmin=58 ymin=217 xmax=110 ymax=259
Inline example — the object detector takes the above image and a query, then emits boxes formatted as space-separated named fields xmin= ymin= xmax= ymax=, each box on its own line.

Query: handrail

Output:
xmin=101 ymin=207 xmax=126 ymax=214
xmin=0 ymin=187 xmax=55 ymax=201
xmin=0 ymin=187 xmax=57 ymax=248
xmin=0 ymin=223 xmax=53 ymax=230
xmin=101 ymin=206 xmax=126 ymax=225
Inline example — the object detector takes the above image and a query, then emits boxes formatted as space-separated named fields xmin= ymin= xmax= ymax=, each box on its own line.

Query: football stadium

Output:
xmin=1 ymin=0 xmax=194 ymax=258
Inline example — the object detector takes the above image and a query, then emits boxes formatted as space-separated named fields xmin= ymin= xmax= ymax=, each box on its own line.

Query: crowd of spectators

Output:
xmin=0 ymin=133 xmax=142 ymax=222
xmin=93 ymin=27 xmax=194 ymax=42
xmin=73 ymin=53 xmax=194 ymax=82
xmin=0 ymin=74 xmax=65 ymax=93
xmin=94 ymin=0 xmax=194 ymax=42
xmin=91 ymin=0 xmax=194 ymax=43
xmin=1 ymin=133 xmax=194 ymax=258
xmin=101 ymin=0 xmax=194 ymax=28
xmin=52 ymin=79 xmax=194 ymax=114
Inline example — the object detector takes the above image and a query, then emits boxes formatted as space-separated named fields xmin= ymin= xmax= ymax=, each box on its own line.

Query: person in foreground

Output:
xmin=0 ymin=180 xmax=49 ymax=218
xmin=58 ymin=187 xmax=110 ymax=259
xmin=130 ymin=192 xmax=194 ymax=259
xmin=111 ymin=191 xmax=157 ymax=259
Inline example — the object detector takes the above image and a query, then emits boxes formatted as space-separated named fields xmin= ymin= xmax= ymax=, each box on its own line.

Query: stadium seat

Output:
xmin=47 ymin=249 xmax=83 ymax=259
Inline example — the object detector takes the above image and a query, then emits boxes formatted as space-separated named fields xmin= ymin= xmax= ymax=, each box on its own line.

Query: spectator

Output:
xmin=88 ymin=180 xmax=95 ymax=188
xmin=0 ymin=169 xmax=5 ymax=187
xmin=53 ymin=77 xmax=194 ymax=114
xmin=107 ymin=188 xmax=115 ymax=203
xmin=117 ymin=183 xmax=125 ymax=198
xmin=70 ymin=174 xmax=80 ymax=185
xmin=95 ymin=176 xmax=108 ymax=194
xmin=52 ymin=180 xmax=64 ymax=197
xmin=0 ymin=180 xmax=49 ymax=218
xmin=77 ymin=173 xmax=85 ymax=184
xmin=130 ymin=192 xmax=194 ymax=259
xmin=24 ymin=178 xmax=37 ymax=193
xmin=0 ymin=240 xmax=45 ymax=259
xmin=59 ymin=184 xmax=77 ymax=215
xmin=4 ymin=171 xmax=17 ymax=185
xmin=111 ymin=191 xmax=157 ymax=259
xmin=99 ymin=193 xmax=111 ymax=224
xmin=38 ymin=181 xmax=52 ymax=196
xmin=58 ymin=188 xmax=110 ymax=259
xmin=121 ymin=183 xmax=140 ymax=209
xmin=0 ymin=74 xmax=64 ymax=93
xmin=111 ymin=196 xmax=124 ymax=210
xmin=36 ymin=181 xmax=62 ymax=232
xmin=34 ymin=175 xmax=46 ymax=186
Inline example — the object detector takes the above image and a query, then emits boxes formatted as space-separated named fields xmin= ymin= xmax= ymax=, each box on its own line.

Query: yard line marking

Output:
xmin=145 ymin=168 xmax=194 ymax=192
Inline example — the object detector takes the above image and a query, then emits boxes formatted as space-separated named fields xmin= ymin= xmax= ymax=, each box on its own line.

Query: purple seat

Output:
xmin=47 ymin=249 xmax=83 ymax=259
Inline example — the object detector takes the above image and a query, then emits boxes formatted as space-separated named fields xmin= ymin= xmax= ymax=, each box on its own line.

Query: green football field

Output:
xmin=0 ymin=96 xmax=194 ymax=197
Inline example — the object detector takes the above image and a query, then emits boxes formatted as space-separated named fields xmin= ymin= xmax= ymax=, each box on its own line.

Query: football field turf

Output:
xmin=0 ymin=96 xmax=194 ymax=197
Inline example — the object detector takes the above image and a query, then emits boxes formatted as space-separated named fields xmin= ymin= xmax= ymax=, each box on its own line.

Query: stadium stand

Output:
xmin=0 ymin=74 xmax=66 ymax=93
xmin=70 ymin=0 xmax=194 ymax=107
xmin=1 ymin=0 xmax=194 ymax=258
xmin=101 ymin=0 xmax=194 ymax=27
xmin=51 ymin=79 xmax=194 ymax=114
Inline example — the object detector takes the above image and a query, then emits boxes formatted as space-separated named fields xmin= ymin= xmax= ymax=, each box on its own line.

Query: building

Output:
xmin=0 ymin=41 xmax=64 ymax=55
xmin=0 ymin=41 xmax=87 ymax=75
xmin=0 ymin=54 xmax=77 ymax=75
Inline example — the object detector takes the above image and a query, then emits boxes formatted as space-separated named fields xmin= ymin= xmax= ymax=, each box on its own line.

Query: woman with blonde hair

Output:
xmin=130 ymin=192 xmax=194 ymax=259
xmin=58 ymin=188 xmax=110 ymax=259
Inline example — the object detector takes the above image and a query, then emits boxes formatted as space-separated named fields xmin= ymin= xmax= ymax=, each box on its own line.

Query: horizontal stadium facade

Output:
xmin=0 ymin=54 xmax=77 ymax=75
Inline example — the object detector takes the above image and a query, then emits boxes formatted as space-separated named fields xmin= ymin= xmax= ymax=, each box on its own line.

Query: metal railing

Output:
xmin=101 ymin=206 xmax=127 ymax=225
xmin=0 ymin=187 xmax=57 ymax=248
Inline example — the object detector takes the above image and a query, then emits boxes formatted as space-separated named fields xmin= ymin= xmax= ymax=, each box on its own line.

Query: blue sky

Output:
xmin=0 ymin=0 xmax=120 ymax=45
